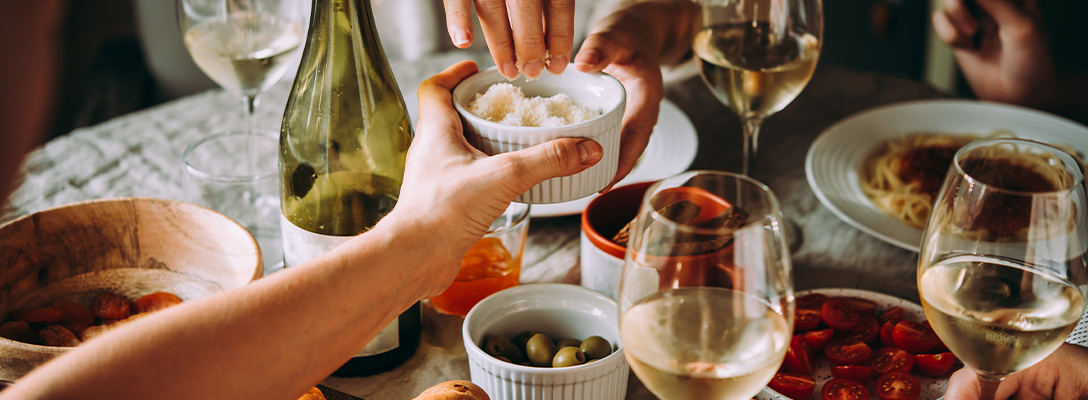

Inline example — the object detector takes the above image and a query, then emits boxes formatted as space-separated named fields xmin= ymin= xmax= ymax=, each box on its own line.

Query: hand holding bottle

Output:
xmin=443 ymin=0 xmax=574 ymax=79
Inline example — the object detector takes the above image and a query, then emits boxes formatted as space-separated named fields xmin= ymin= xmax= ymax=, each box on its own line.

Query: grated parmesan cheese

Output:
xmin=466 ymin=83 xmax=600 ymax=127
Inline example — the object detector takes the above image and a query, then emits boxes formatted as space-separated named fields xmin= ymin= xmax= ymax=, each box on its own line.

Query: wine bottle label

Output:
xmin=281 ymin=215 xmax=400 ymax=356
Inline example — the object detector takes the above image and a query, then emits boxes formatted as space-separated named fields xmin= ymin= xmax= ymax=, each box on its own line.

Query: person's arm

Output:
xmin=945 ymin=343 xmax=1088 ymax=400
xmin=574 ymin=0 xmax=701 ymax=190
xmin=443 ymin=0 xmax=575 ymax=79
xmin=0 ymin=60 xmax=604 ymax=400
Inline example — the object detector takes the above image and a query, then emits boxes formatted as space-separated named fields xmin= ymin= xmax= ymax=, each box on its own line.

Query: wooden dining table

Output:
xmin=7 ymin=52 xmax=1083 ymax=399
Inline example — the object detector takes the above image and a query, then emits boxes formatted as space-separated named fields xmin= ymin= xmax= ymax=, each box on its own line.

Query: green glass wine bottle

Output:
xmin=279 ymin=0 xmax=417 ymax=376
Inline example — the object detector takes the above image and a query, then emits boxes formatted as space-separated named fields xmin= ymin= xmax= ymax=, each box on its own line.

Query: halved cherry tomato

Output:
xmin=843 ymin=315 xmax=880 ymax=344
xmin=922 ymin=321 xmax=950 ymax=353
xmin=871 ymin=347 xmax=915 ymax=374
xmin=51 ymin=300 xmax=95 ymax=326
xmin=822 ymin=378 xmax=870 ymax=400
xmin=880 ymin=321 xmax=896 ymax=348
xmin=875 ymin=372 xmax=921 ymax=400
xmin=825 ymin=338 xmax=872 ymax=366
xmin=768 ymin=372 xmax=816 ymax=400
xmin=782 ymin=336 xmax=814 ymax=374
xmin=915 ymin=352 xmax=957 ymax=376
xmin=879 ymin=306 xmax=905 ymax=324
xmin=835 ymin=297 xmax=878 ymax=314
xmin=821 ymin=299 xmax=860 ymax=331
xmin=795 ymin=308 xmax=822 ymax=332
xmin=797 ymin=293 xmax=829 ymax=310
xmin=802 ymin=329 xmax=835 ymax=353
xmin=10 ymin=307 xmax=63 ymax=324
xmin=830 ymin=365 xmax=874 ymax=384
xmin=892 ymin=320 xmax=938 ymax=354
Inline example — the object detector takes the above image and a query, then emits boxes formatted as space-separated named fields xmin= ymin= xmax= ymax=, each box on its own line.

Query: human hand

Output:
xmin=382 ymin=60 xmax=603 ymax=298
xmin=574 ymin=0 xmax=699 ymax=190
xmin=931 ymin=0 xmax=1059 ymax=107
xmin=944 ymin=343 xmax=1088 ymax=400
xmin=443 ymin=0 xmax=574 ymax=80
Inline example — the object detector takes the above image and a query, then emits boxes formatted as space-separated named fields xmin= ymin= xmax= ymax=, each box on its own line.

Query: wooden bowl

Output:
xmin=0 ymin=198 xmax=262 ymax=380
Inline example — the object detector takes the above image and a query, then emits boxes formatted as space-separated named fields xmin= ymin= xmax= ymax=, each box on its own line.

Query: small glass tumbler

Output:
xmin=183 ymin=130 xmax=283 ymax=276
xmin=430 ymin=203 xmax=531 ymax=317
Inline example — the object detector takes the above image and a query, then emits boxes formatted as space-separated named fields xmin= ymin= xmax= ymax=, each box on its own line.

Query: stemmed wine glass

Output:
xmin=692 ymin=0 xmax=822 ymax=176
xmin=917 ymin=138 xmax=1087 ymax=400
xmin=177 ymin=0 xmax=305 ymax=122
xmin=617 ymin=170 xmax=794 ymax=400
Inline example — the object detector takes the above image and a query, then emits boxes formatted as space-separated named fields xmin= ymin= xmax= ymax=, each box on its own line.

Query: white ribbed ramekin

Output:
xmin=462 ymin=283 xmax=629 ymax=400
xmin=453 ymin=67 xmax=626 ymax=204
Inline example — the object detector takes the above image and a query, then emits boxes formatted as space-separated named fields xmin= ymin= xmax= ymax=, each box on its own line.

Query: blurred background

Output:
xmin=4 ymin=0 xmax=1087 ymax=146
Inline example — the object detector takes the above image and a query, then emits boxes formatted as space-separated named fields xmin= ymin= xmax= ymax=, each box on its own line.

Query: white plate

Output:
xmin=530 ymin=99 xmax=699 ymax=217
xmin=758 ymin=288 xmax=954 ymax=400
xmin=805 ymin=99 xmax=1088 ymax=252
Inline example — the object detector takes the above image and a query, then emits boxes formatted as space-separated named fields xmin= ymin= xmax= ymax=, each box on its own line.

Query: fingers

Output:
xmin=487 ymin=138 xmax=603 ymax=197
xmin=601 ymin=64 xmax=662 ymax=191
xmin=506 ymin=0 xmax=547 ymax=79
xmin=416 ymin=61 xmax=479 ymax=143
xmin=474 ymin=0 xmax=519 ymax=79
xmin=932 ymin=9 xmax=976 ymax=49
xmin=543 ymin=0 xmax=575 ymax=75
xmin=945 ymin=368 xmax=984 ymax=400
xmin=443 ymin=0 xmax=475 ymax=48
xmin=943 ymin=0 xmax=980 ymax=38
xmin=574 ymin=32 xmax=633 ymax=73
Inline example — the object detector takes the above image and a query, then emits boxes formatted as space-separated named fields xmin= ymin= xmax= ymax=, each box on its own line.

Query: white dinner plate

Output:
xmin=758 ymin=288 xmax=955 ymax=400
xmin=530 ymin=99 xmax=699 ymax=218
xmin=805 ymin=99 xmax=1088 ymax=252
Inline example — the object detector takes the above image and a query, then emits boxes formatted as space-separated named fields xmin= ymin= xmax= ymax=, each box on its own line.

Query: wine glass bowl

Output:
xmin=692 ymin=0 xmax=822 ymax=175
xmin=617 ymin=171 xmax=793 ymax=400
xmin=917 ymin=138 xmax=1087 ymax=400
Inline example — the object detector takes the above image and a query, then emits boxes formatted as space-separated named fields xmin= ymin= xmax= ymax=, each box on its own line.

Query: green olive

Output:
xmin=556 ymin=338 xmax=582 ymax=349
xmin=579 ymin=336 xmax=613 ymax=360
xmin=552 ymin=346 xmax=586 ymax=367
xmin=484 ymin=335 xmax=523 ymax=363
xmin=515 ymin=331 xmax=537 ymax=352
xmin=525 ymin=333 xmax=558 ymax=367
xmin=496 ymin=356 xmax=512 ymax=363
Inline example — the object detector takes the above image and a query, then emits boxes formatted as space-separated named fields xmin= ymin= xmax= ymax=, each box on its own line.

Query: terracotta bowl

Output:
xmin=0 ymin=198 xmax=262 ymax=380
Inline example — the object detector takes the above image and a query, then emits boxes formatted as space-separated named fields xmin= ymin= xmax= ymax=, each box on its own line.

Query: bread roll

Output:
xmin=412 ymin=380 xmax=490 ymax=400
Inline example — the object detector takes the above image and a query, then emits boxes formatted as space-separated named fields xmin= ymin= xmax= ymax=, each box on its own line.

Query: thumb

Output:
xmin=488 ymin=138 xmax=604 ymax=196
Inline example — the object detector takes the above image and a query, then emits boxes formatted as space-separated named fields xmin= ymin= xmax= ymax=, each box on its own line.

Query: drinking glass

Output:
xmin=917 ymin=138 xmax=1087 ymax=400
xmin=177 ymin=0 xmax=305 ymax=120
xmin=692 ymin=0 xmax=822 ymax=175
xmin=617 ymin=170 xmax=794 ymax=400
xmin=184 ymin=130 xmax=283 ymax=275
xmin=429 ymin=203 xmax=531 ymax=317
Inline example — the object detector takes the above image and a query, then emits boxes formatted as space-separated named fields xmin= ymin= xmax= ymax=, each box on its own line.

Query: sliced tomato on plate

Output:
xmin=843 ymin=315 xmax=879 ymax=344
xmin=825 ymin=338 xmax=872 ymax=366
xmin=830 ymin=365 xmax=874 ymax=384
xmin=835 ymin=297 xmax=878 ymax=314
xmin=795 ymin=308 xmax=822 ymax=332
xmin=875 ymin=372 xmax=921 ymax=400
xmin=879 ymin=306 xmax=905 ymax=324
xmin=892 ymin=320 xmax=938 ymax=354
xmin=880 ymin=321 xmax=896 ymax=348
xmin=822 ymin=378 xmax=870 ymax=400
xmin=802 ymin=329 xmax=834 ymax=353
xmin=871 ymin=347 xmax=915 ymax=374
xmin=797 ymin=293 xmax=829 ymax=310
xmin=821 ymin=299 xmax=860 ymax=331
xmin=782 ymin=335 xmax=814 ymax=374
xmin=915 ymin=352 xmax=957 ymax=376
xmin=768 ymin=372 xmax=816 ymax=400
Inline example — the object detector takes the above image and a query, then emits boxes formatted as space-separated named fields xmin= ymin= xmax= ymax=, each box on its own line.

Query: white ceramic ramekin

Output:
xmin=462 ymin=283 xmax=629 ymax=400
xmin=452 ymin=67 xmax=626 ymax=204
xmin=579 ymin=182 xmax=654 ymax=300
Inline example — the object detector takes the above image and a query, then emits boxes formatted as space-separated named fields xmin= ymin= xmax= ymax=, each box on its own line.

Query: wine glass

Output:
xmin=917 ymin=138 xmax=1087 ymax=400
xmin=617 ymin=170 xmax=794 ymax=400
xmin=177 ymin=0 xmax=305 ymax=122
xmin=692 ymin=0 xmax=822 ymax=176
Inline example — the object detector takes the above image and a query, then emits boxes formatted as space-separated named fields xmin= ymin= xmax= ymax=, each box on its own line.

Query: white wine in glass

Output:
xmin=692 ymin=0 xmax=822 ymax=175
xmin=178 ymin=0 xmax=305 ymax=116
xmin=917 ymin=138 xmax=1088 ymax=400
xmin=618 ymin=171 xmax=794 ymax=400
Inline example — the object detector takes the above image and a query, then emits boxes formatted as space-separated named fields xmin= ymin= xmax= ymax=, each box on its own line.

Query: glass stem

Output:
xmin=976 ymin=373 xmax=1004 ymax=400
xmin=741 ymin=118 xmax=763 ymax=176
xmin=244 ymin=95 xmax=259 ymax=130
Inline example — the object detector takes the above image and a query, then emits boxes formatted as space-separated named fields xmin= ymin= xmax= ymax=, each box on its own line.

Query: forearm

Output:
xmin=2 ymin=218 xmax=439 ymax=400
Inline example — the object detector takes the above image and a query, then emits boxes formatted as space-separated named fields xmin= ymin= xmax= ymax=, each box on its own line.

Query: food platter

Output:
xmin=758 ymin=288 xmax=953 ymax=400
xmin=530 ymin=99 xmax=699 ymax=218
xmin=805 ymin=99 xmax=1088 ymax=252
